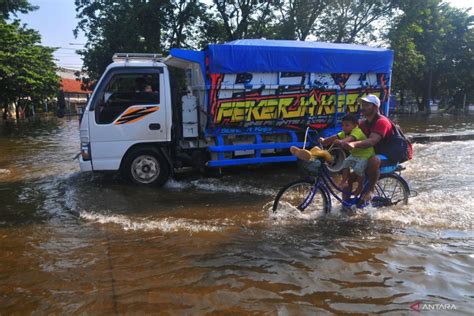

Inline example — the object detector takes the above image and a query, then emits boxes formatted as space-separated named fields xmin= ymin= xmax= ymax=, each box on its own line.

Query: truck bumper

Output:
xmin=79 ymin=156 xmax=93 ymax=172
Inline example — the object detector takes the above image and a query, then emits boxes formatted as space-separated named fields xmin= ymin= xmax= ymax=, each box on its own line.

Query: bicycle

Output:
xmin=272 ymin=150 xmax=411 ymax=215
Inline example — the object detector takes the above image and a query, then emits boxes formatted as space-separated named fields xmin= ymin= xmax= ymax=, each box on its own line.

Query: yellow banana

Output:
xmin=290 ymin=145 xmax=333 ymax=162
xmin=309 ymin=147 xmax=333 ymax=162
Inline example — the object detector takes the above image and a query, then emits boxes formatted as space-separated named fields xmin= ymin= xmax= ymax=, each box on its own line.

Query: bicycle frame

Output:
xmin=307 ymin=162 xmax=369 ymax=211
xmin=300 ymin=159 xmax=408 ymax=212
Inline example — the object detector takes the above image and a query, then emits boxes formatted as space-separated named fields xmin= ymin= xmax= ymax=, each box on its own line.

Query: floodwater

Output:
xmin=0 ymin=115 xmax=473 ymax=314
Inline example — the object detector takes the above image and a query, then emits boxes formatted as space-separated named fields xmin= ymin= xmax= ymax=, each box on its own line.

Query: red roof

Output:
xmin=61 ymin=78 xmax=91 ymax=93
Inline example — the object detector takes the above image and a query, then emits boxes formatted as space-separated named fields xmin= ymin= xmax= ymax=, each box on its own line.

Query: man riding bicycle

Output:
xmin=337 ymin=94 xmax=395 ymax=203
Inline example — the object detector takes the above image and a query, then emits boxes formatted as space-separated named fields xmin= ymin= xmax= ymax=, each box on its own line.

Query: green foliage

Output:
xmin=0 ymin=0 xmax=37 ymax=20
xmin=75 ymin=0 xmax=166 ymax=82
xmin=272 ymin=0 xmax=327 ymax=40
xmin=75 ymin=0 xmax=208 ymax=82
xmin=436 ymin=5 xmax=474 ymax=106
xmin=212 ymin=0 xmax=279 ymax=41
xmin=0 ymin=20 xmax=59 ymax=109
xmin=165 ymin=0 xmax=208 ymax=48
xmin=389 ymin=0 xmax=474 ymax=109
xmin=196 ymin=12 xmax=228 ymax=48
xmin=208 ymin=0 xmax=397 ymax=43
xmin=318 ymin=0 xmax=398 ymax=43
xmin=75 ymin=0 xmax=400 ymax=80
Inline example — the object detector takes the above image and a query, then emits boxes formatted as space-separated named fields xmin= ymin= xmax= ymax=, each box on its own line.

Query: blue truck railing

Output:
xmin=207 ymin=131 xmax=304 ymax=167
xmin=206 ymin=126 xmax=343 ymax=168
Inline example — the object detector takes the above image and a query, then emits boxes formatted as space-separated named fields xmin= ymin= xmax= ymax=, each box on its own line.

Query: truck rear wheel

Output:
xmin=122 ymin=147 xmax=170 ymax=186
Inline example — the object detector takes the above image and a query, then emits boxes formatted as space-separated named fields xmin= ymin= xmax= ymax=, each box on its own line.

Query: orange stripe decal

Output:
xmin=114 ymin=106 xmax=160 ymax=125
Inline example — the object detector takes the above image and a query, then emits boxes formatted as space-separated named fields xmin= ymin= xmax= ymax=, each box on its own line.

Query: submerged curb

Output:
xmin=408 ymin=134 xmax=474 ymax=143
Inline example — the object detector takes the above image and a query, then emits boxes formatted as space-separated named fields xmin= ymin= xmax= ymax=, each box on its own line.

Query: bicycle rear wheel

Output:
xmin=373 ymin=174 xmax=410 ymax=207
xmin=273 ymin=179 xmax=329 ymax=215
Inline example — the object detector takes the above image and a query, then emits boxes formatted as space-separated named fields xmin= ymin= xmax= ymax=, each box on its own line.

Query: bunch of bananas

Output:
xmin=309 ymin=146 xmax=333 ymax=162
xmin=290 ymin=146 xmax=333 ymax=162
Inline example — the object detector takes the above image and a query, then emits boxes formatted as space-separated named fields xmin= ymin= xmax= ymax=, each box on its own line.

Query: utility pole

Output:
xmin=427 ymin=70 xmax=433 ymax=114
xmin=463 ymin=93 xmax=467 ymax=114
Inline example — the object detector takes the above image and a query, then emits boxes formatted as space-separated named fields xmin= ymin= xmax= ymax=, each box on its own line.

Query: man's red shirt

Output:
xmin=359 ymin=115 xmax=394 ymax=140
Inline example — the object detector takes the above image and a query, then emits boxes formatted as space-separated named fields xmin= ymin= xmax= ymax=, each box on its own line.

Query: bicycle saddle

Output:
xmin=378 ymin=154 xmax=400 ymax=174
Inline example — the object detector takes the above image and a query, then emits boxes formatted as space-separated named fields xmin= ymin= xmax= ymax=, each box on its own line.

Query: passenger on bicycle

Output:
xmin=336 ymin=94 xmax=395 ymax=202
xmin=319 ymin=114 xmax=375 ymax=201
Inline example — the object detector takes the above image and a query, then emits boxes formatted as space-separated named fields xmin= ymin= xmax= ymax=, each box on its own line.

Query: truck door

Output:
xmin=88 ymin=68 xmax=169 ymax=170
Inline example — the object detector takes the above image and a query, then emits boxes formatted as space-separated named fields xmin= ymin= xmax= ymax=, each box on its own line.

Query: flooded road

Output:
xmin=0 ymin=116 xmax=473 ymax=314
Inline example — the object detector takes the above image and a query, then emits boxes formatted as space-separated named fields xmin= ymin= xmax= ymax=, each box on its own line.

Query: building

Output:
xmin=58 ymin=68 xmax=91 ymax=115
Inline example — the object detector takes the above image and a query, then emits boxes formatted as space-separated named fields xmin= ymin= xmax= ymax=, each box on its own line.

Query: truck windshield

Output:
xmin=95 ymin=73 xmax=160 ymax=124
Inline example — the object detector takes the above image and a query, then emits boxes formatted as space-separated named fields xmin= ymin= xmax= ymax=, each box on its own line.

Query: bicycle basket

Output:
xmin=298 ymin=159 xmax=322 ymax=176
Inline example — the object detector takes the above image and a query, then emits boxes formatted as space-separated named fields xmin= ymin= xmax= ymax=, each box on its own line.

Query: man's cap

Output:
xmin=360 ymin=94 xmax=381 ymax=107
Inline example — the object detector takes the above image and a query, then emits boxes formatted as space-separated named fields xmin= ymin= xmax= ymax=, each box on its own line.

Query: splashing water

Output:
xmin=80 ymin=211 xmax=225 ymax=233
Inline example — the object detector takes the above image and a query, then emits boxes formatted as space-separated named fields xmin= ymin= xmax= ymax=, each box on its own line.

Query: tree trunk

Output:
xmin=420 ymin=69 xmax=433 ymax=113
xmin=400 ymin=90 xmax=405 ymax=107
xmin=426 ymin=70 xmax=433 ymax=113
xmin=462 ymin=93 xmax=467 ymax=112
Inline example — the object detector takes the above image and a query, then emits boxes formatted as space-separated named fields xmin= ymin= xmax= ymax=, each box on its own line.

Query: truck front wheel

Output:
xmin=122 ymin=148 xmax=170 ymax=186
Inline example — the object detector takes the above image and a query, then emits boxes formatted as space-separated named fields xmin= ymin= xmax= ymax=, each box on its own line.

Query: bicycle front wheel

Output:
xmin=373 ymin=174 xmax=410 ymax=207
xmin=273 ymin=179 xmax=329 ymax=215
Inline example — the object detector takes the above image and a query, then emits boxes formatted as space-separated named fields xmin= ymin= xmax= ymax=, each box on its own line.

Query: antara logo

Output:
xmin=410 ymin=302 xmax=421 ymax=312
xmin=410 ymin=301 xmax=457 ymax=312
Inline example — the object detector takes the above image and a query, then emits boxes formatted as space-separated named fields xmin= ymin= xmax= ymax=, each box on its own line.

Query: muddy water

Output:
xmin=0 ymin=116 xmax=473 ymax=314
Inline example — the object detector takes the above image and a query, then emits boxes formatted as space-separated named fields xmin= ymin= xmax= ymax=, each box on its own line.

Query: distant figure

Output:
xmin=2 ymin=106 xmax=8 ymax=120
xmin=135 ymin=77 xmax=147 ymax=92
xmin=143 ymin=84 xmax=153 ymax=92
xmin=56 ymin=89 xmax=66 ymax=118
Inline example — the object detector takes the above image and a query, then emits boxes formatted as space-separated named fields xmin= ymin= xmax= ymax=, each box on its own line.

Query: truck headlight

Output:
xmin=81 ymin=142 xmax=91 ymax=161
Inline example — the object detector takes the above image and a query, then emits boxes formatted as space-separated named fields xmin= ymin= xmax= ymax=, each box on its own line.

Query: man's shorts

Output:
xmin=340 ymin=155 xmax=368 ymax=177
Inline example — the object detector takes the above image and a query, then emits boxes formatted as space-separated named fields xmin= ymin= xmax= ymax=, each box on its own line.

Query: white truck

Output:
xmin=79 ymin=39 xmax=393 ymax=186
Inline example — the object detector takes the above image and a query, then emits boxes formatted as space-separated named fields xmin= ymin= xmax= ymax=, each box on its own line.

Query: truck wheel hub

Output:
xmin=131 ymin=155 xmax=160 ymax=183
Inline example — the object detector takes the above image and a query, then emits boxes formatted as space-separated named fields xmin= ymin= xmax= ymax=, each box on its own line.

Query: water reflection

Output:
xmin=393 ymin=114 xmax=474 ymax=134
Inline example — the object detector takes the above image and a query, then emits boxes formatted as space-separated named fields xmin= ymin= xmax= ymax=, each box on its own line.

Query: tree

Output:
xmin=0 ymin=21 xmax=59 ymax=120
xmin=435 ymin=6 xmax=474 ymax=109
xmin=211 ymin=0 xmax=278 ymax=41
xmin=388 ymin=0 xmax=429 ymax=108
xmin=272 ymin=0 xmax=327 ymax=41
xmin=0 ymin=0 xmax=37 ymax=20
xmin=75 ymin=0 xmax=207 ymax=82
xmin=196 ymin=11 xmax=228 ymax=48
xmin=389 ymin=0 xmax=474 ymax=111
xmin=317 ymin=0 xmax=398 ymax=43
xmin=165 ymin=0 xmax=207 ymax=49
xmin=75 ymin=0 xmax=166 ymax=82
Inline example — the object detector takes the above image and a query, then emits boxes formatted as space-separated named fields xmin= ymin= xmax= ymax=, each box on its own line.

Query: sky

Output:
xmin=17 ymin=0 xmax=473 ymax=71
xmin=17 ymin=0 xmax=86 ymax=70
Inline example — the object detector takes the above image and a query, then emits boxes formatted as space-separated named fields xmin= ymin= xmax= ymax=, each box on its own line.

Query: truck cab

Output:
xmin=79 ymin=54 xmax=173 ymax=185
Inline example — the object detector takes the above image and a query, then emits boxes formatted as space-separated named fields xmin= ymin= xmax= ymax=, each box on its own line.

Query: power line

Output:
xmin=57 ymin=47 xmax=81 ymax=51
xmin=56 ymin=63 xmax=83 ymax=67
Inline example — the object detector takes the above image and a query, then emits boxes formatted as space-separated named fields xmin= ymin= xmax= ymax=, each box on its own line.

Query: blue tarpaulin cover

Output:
xmin=206 ymin=39 xmax=393 ymax=74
